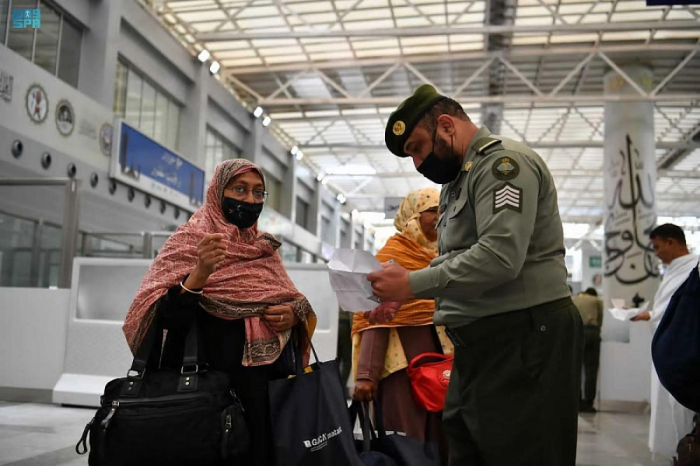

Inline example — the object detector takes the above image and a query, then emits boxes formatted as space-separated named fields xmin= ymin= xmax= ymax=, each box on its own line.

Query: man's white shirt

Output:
xmin=650 ymin=254 xmax=699 ymax=327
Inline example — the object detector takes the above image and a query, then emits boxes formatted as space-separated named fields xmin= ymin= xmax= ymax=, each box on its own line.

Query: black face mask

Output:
xmin=417 ymin=130 xmax=462 ymax=184
xmin=221 ymin=197 xmax=263 ymax=229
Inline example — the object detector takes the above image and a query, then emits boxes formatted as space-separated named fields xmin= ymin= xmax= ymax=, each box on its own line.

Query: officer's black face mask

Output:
xmin=221 ymin=197 xmax=263 ymax=229
xmin=417 ymin=129 xmax=461 ymax=184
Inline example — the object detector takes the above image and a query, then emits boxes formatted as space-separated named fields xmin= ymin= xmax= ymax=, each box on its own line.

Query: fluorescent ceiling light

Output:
xmin=316 ymin=173 xmax=325 ymax=182
xmin=295 ymin=150 xmax=304 ymax=161
xmin=198 ymin=49 xmax=211 ymax=62
xmin=336 ymin=193 xmax=346 ymax=204
xmin=327 ymin=165 xmax=377 ymax=176
xmin=262 ymin=116 xmax=272 ymax=127
xmin=253 ymin=106 xmax=264 ymax=118
xmin=209 ymin=61 xmax=220 ymax=74
xmin=290 ymin=146 xmax=299 ymax=155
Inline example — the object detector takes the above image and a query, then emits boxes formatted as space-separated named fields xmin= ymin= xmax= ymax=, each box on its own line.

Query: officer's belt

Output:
xmin=445 ymin=297 xmax=573 ymax=347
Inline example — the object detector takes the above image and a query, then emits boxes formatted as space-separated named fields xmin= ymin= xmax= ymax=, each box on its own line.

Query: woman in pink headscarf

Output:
xmin=123 ymin=159 xmax=316 ymax=466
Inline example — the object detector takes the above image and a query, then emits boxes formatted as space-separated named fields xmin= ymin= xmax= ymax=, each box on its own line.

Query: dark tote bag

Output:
xmin=651 ymin=262 xmax=700 ymax=412
xmin=268 ymin=341 xmax=363 ymax=466
xmin=361 ymin=398 xmax=441 ymax=466
xmin=75 ymin=317 xmax=249 ymax=466
xmin=349 ymin=401 xmax=398 ymax=466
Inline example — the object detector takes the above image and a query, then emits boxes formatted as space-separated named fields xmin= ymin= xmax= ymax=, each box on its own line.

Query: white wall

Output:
xmin=0 ymin=288 xmax=70 ymax=392
xmin=599 ymin=321 xmax=653 ymax=403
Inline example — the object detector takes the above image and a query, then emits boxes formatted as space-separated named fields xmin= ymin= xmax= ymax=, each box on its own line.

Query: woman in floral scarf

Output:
xmin=351 ymin=187 xmax=453 ymax=464
xmin=123 ymin=159 xmax=316 ymax=466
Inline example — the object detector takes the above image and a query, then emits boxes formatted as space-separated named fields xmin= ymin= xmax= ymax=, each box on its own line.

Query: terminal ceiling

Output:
xmin=144 ymin=0 xmax=700 ymax=232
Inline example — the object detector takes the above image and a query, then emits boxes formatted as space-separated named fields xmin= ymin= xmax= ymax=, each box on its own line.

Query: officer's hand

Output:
xmin=630 ymin=311 xmax=651 ymax=322
xmin=363 ymin=301 xmax=401 ymax=324
xmin=367 ymin=262 xmax=414 ymax=302
xmin=353 ymin=379 xmax=378 ymax=402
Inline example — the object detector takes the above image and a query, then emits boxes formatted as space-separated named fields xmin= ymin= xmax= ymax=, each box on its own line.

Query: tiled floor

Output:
xmin=0 ymin=401 xmax=674 ymax=465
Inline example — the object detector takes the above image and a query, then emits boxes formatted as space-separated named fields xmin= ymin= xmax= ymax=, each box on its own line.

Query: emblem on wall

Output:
xmin=26 ymin=84 xmax=48 ymax=123
xmin=55 ymin=100 xmax=75 ymax=136
xmin=99 ymin=123 xmax=113 ymax=156
xmin=0 ymin=70 xmax=13 ymax=103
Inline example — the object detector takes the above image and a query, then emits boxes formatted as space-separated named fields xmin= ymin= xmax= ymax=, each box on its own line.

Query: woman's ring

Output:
xmin=279 ymin=315 xmax=284 ymax=322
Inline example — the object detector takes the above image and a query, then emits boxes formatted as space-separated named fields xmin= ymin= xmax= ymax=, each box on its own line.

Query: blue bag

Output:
xmin=651 ymin=262 xmax=700 ymax=412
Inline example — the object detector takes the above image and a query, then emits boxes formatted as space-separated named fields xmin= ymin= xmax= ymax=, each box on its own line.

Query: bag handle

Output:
xmin=349 ymin=401 xmax=377 ymax=452
xmin=293 ymin=324 xmax=321 ymax=375
xmin=123 ymin=311 xmax=201 ymax=396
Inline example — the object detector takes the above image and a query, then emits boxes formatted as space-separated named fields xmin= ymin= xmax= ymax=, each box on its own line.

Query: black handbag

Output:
xmin=75 ymin=316 xmax=250 ymax=466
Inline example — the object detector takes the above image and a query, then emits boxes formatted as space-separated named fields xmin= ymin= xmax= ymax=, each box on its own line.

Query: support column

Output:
xmin=179 ymin=66 xmax=209 ymax=168
xmin=602 ymin=65 xmax=659 ymax=342
xmin=279 ymin=154 xmax=296 ymax=221
xmin=330 ymin=202 xmax=342 ymax=248
xmin=76 ymin=0 xmax=121 ymax=108
xmin=309 ymin=181 xmax=322 ymax=237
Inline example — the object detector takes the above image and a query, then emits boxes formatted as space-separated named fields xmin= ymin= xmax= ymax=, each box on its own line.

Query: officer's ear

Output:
xmin=436 ymin=114 xmax=456 ymax=137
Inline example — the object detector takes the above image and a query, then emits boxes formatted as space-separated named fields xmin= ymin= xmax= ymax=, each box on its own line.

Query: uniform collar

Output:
xmin=461 ymin=126 xmax=492 ymax=172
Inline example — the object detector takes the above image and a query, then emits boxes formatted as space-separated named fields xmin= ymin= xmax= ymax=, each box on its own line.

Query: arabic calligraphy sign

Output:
xmin=604 ymin=134 xmax=658 ymax=285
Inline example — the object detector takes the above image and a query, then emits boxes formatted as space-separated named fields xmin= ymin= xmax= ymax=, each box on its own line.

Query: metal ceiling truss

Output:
xmin=329 ymin=169 xmax=700 ymax=181
xmin=220 ymin=43 xmax=700 ymax=75
xmin=225 ymin=48 xmax=700 ymax=107
xmin=198 ymin=20 xmax=700 ymax=41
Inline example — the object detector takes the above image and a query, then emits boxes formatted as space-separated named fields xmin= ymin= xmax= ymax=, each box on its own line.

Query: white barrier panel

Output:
xmin=52 ymin=258 xmax=338 ymax=407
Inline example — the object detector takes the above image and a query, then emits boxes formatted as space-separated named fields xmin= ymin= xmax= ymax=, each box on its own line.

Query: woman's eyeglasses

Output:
xmin=228 ymin=185 xmax=268 ymax=202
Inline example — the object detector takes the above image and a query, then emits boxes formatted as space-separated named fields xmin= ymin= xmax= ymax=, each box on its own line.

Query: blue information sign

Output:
xmin=110 ymin=121 xmax=205 ymax=212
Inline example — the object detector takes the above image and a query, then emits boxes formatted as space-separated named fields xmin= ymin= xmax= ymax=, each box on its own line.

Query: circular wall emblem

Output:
xmin=492 ymin=156 xmax=520 ymax=181
xmin=99 ymin=123 xmax=113 ymax=156
xmin=26 ymin=84 xmax=48 ymax=123
xmin=55 ymin=100 xmax=75 ymax=136
xmin=392 ymin=120 xmax=405 ymax=136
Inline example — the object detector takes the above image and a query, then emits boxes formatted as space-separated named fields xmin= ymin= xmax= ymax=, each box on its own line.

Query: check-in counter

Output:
xmin=52 ymin=258 xmax=338 ymax=407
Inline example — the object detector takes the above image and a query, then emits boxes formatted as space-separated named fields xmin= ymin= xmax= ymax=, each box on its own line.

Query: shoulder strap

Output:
xmin=472 ymin=137 xmax=503 ymax=156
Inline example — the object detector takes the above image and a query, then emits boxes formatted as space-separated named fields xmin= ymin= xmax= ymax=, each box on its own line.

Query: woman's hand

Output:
xmin=353 ymin=379 xmax=378 ymax=402
xmin=264 ymin=304 xmax=299 ymax=333
xmin=194 ymin=233 xmax=227 ymax=278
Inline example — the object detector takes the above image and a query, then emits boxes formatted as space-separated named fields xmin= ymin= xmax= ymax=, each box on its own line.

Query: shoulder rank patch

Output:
xmin=492 ymin=156 xmax=520 ymax=181
xmin=493 ymin=182 xmax=522 ymax=213
xmin=464 ymin=161 xmax=473 ymax=172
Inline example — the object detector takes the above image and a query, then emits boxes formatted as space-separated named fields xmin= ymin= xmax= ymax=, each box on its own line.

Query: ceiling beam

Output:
xmin=199 ymin=20 xmax=700 ymax=41
xmin=302 ymin=141 xmax=700 ymax=151
xmin=329 ymin=169 xmax=700 ymax=180
xmin=221 ymin=43 xmax=700 ymax=75
xmin=258 ymin=93 xmax=700 ymax=106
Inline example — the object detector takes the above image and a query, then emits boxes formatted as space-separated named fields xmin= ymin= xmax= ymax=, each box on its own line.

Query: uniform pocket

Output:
xmin=447 ymin=195 xmax=469 ymax=219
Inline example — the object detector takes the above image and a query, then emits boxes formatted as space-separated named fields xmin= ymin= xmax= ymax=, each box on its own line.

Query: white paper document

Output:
xmin=327 ymin=248 xmax=382 ymax=312
xmin=607 ymin=299 xmax=649 ymax=321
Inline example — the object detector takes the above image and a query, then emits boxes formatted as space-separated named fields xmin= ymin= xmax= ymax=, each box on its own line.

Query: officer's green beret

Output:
xmin=385 ymin=84 xmax=447 ymax=158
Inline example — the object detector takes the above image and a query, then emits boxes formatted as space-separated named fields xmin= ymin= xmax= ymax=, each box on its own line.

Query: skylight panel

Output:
xmin=237 ymin=17 xmax=288 ymax=28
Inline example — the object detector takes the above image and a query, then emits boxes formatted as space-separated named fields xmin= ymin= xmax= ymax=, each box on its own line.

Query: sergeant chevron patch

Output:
xmin=493 ymin=182 xmax=522 ymax=213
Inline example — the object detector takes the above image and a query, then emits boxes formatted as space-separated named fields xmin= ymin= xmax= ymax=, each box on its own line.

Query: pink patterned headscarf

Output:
xmin=122 ymin=159 xmax=315 ymax=366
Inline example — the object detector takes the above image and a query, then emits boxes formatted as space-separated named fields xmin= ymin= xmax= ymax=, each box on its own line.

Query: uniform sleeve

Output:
xmin=408 ymin=152 xmax=540 ymax=299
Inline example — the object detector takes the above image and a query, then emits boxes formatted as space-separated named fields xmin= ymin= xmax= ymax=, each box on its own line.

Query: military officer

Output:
xmin=367 ymin=85 xmax=583 ymax=466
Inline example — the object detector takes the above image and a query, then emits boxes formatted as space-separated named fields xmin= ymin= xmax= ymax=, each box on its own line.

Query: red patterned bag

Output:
xmin=406 ymin=353 xmax=453 ymax=412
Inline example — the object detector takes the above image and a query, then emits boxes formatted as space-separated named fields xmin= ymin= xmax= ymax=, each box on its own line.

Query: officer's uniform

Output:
xmin=385 ymin=85 xmax=583 ymax=466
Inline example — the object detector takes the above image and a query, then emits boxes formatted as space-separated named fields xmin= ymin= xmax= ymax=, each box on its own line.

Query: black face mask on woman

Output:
xmin=221 ymin=197 xmax=263 ymax=229
xmin=416 ymin=130 xmax=462 ymax=185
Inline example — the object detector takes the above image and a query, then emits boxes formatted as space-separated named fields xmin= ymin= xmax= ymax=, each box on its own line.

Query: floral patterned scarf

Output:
xmin=123 ymin=159 xmax=316 ymax=366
